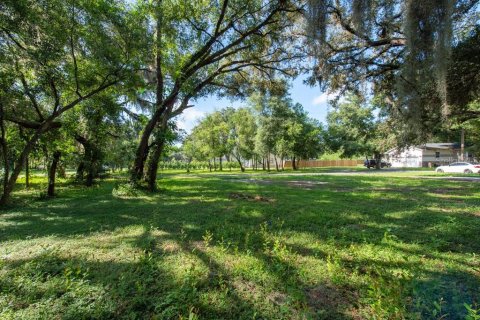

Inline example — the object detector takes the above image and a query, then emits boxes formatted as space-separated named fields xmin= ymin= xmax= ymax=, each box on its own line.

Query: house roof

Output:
xmin=385 ymin=142 xmax=460 ymax=154
xmin=420 ymin=143 xmax=460 ymax=150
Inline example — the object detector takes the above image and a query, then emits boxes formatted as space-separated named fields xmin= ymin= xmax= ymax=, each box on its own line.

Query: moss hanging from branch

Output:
xmin=352 ymin=0 xmax=372 ymax=33
xmin=401 ymin=0 xmax=454 ymax=124
xmin=304 ymin=0 xmax=459 ymax=140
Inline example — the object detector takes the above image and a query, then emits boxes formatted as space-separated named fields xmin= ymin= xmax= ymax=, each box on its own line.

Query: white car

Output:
xmin=435 ymin=162 xmax=480 ymax=174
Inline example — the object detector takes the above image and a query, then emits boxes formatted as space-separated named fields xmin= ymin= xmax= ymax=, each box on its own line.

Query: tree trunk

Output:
xmin=146 ymin=136 xmax=166 ymax=192
xmin=235 ymin=155 xmax=245 ymax=172
xmin=374 ymin=152 xmax=381 ymax=170
xmin=274 ymin=156 xmax=279 ymax=171
xmin=75 ymin=135 xmax=100 ymax=187
xmin=0 ymin=114 xmax=9 ymax=204
xmin=219 ymin=157 xmax=223 ymax=171
xmin=25 ymin=156 xmax=29 ymax=188
xmin=76 ymin=161 xmax=85 ymax=180
xmin=292 ymin=156 xmax=297 ymax=170
xmin=58 ymin=165 xmax=66 ymax=178
xmin=131 ymin=127 xmax=152 ymax=182
xmin=266 ymin=154 xmax=270 ymax=171
xmin=0 ymin=131 xmax=41 ymax=205
xmin=47 ymin=151 xmax=61 ymax=197
xmin=85 ymin=162 xmax=96 ymax=187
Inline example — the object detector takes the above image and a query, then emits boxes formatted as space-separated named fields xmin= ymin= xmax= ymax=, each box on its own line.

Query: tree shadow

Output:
xmin=1 ymin=173 xmax=479 ymax=318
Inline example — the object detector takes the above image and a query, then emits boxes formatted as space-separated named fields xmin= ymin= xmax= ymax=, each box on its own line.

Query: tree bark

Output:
xmin=0 ymin=112 xmax=9 ymax=203
xmin=75 ymin=135 xmax=100 ymax=186
xmin=76 ymin=161 xmax=85 ymax=180
xmin=374 ymin=152 xmax=381 ymax=170
xmin=0 ymin=131 xmax=41 ymax=205
xmin=146 ymin=136 xmax=165 ymax=192
xmin=219 ymin=157 xmax=223 ymax=171
xmin=25 ymin=156 xmax=29 ymax=188
xmin=47 ymin=151 xmax=61 ymax=197
xmin=274 ymin=155 xmax=279 ymax=171
xmin=234 ymin=155 xmax=245 ymax=172
xmin=292 ymin=156 xmax=297 ymax=170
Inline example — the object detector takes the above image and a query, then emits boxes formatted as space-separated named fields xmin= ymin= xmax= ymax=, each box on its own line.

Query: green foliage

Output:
xmin=326 ymin=93 xmax=394 ymax=159
xmin=112 ymin=181 xmax=142 ymax=197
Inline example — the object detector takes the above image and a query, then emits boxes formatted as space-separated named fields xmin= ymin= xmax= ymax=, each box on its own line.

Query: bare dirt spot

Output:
xmin=286 ymin=180 xmax=328 ymax=189
xmin=233 ymin=179 xmax=276 ymax=185
xmin=267 ymin=290 xmax=289 ymax=305
xmin=429 ymin=188 xmax=463 ymax=195
xmin=160 ymin=241 xmax=181 ymax=253
xmin=305 ymin=283 xmax=360 ymax=318
xmin=229 ymin=192 xmax=274 ymax=202
xmin=228 ymin=178 xmax=329 ymax=189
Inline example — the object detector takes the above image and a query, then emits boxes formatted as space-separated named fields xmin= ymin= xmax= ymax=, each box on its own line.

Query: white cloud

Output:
xmin=311 ymin=92 xmax=340 ymax=106
xmin=175 ymin=109 xmax=205 ymax=133
xmin=312 ymin=93 xmax=328 ymax=106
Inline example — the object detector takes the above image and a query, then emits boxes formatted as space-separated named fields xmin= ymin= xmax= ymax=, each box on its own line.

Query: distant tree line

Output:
xmin=182 ymin=89 xmax=324 ymax=172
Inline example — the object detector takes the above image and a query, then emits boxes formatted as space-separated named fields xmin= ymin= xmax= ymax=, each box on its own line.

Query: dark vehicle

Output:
xmin=364 ymin=159 xmax=391 ymax=169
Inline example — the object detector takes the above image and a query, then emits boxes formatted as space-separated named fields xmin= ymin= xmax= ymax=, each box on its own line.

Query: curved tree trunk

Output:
xmin=47 ymin=151 xmax=61 ymax=197
xmin=0 ymin=131 xmax=41 ymax=205
xmin=131 ymin=118 xmax=155 ymax=183
xmin=146 ymin=137 xmax=165 ymax=192
xmin=234 ymin=155 xmax=245 ymax=172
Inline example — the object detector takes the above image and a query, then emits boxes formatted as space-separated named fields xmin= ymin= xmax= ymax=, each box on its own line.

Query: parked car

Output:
xmin=364 ymin=159 xmax=392 ymax=169
xmin=435 ymin=162 xmax=480 ymax=174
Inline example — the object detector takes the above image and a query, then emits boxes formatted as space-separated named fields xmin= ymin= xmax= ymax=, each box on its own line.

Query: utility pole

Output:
xmin=460 ymin=128 xmax=465 ymax=161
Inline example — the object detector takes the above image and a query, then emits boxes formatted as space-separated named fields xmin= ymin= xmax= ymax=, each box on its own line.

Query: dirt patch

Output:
xmin=267 ymin=290 xmax=289 ymax=305
xmin=228 ymin=178 xmax=329 ymax=189
xmin=286 ymin=180 xmax=328 ymax=189
xmin=229 ymin=192 xmax=274 ymax=202
xmin=429 ymin=188 xmax=463 ymax=195
xmin=160 ymin=241 xmax=181 ymax=253
xmin=305 ymin=283 xmax=360 ymax=318
xmin=232 ymin=179 xmax=276 ymax=185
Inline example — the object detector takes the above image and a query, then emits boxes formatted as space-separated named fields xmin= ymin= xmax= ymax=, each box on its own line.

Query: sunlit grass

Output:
xmin=1 ymin=169 xmax=479 ymax=319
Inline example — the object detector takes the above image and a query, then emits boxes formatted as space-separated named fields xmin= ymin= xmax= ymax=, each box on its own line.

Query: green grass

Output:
xmin=1 ymin=170 xmax=479 ymax=319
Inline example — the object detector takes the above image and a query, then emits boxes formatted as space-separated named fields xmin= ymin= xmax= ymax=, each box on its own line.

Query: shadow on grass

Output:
xmin=1 ymin=173 xmax=479 ymax=318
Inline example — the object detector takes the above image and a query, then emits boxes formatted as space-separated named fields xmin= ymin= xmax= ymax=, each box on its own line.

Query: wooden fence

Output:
xmin=283 ymin=159 xmax=363 ymax=168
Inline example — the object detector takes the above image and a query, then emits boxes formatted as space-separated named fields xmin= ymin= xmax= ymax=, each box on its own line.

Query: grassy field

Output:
xmin=1 ymin=169 xmax=479 ymax=319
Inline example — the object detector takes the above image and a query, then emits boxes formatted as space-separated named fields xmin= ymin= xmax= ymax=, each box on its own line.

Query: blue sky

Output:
xmin=176 ymin=75 xmax=334 ymax=133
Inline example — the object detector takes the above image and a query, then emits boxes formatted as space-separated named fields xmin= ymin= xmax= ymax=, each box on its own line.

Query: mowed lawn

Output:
xmin=1 ymin=170 xmax=479 ymax=319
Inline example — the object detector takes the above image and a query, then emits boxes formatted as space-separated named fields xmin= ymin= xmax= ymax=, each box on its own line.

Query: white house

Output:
xmin=384 ymin=143 xmax=468 ymax=168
